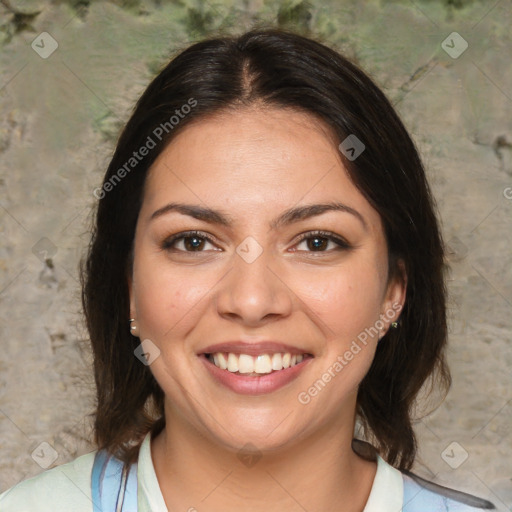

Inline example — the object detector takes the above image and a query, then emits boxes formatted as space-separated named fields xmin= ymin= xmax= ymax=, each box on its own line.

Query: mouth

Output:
xmin=198 ymin=350 xmax=314 ymax=395
xmin=202 ymin=351 xmax=314 ymax=377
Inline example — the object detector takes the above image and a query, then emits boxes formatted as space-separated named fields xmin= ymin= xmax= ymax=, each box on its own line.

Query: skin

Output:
xmin=128 ymin=105 xmax=406 ymax=512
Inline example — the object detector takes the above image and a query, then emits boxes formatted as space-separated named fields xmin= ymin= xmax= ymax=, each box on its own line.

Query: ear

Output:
xmin=126 ymin=263 xmax=141 ymax=337
xmin=126 ymin=255 xmax=137 ymax=320
xmin=128 ymin=276 xmax=136 ymax=319
xmin=380 ymin=259 xmax=407 ymax=331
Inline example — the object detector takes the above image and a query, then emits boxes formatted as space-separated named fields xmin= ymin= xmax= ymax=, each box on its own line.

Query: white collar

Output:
xmin=363 ymin=453 xmax=404 ymax=512
xmin=137 ymin=431 xmax=168 ymax=512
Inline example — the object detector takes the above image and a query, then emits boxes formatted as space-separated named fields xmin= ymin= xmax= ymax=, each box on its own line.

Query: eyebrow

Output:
xmin=150 ymin=201 xmax=367 ymax=231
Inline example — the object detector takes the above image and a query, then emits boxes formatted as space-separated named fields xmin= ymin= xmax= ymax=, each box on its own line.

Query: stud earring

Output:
xmin=379 ymin=318 xmax=400 ymax=341
xmin=129 ymin=318 xmax=139 ymax=337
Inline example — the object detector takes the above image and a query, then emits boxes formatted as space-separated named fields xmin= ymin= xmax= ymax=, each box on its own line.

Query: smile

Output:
xmin=199 ymin=352 xmax=314 ymax=395
xmin=205 ymin=352 xmax=311 ymax=375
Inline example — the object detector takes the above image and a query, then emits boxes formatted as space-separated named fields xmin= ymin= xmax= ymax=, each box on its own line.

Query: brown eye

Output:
xmin=162 ymin=231 xmax=217 ymax=252
xmin=294 ymin=231 xmax=351 ymax=252
xmin=304 ymin=236 xmax=329 ymax=251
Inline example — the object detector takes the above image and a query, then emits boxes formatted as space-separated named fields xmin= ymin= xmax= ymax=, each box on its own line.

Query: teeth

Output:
xmin=227 ymin=353 xmax=239 ymax=372
xmin=217 ymin=353 xmax=228 ymax=370
xmin=238 ymin=354 xmax=255 ymax=373
xmin=271 ymin=353 xmax=282 ymax=370
xmin=254 ymin=354 xmax=272 ymax=374
xmin=208 ymin=352 xmax=308 ymax=374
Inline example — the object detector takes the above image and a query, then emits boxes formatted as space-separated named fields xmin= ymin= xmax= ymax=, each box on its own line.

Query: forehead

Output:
xmin=142 ymin=107 xmax=382 ymax=232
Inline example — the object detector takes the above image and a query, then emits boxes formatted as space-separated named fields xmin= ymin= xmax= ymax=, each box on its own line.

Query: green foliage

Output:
xmin=0 ymin=3 xmax=41 ymax=45
xmin=182 ymin=0 xmax=233 ymax=39
xmin=443 ymin=0 xmax=475 ymax=7
xmin=381 ymin=0 xmax=477 ymax=8
xmin=277 ymin=0 xmax=313 ymax=33
xmin=185 ymin=5 xmax=217 ymax=36
xmin=68 ymin=0 xmax=91 ymax=20
xmin=93 ymin=112 xmax=125 ymax=143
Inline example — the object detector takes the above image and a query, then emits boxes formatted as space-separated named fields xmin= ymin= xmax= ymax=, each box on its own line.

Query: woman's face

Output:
xmin=129 ymin=106 xmax=405 ymax=452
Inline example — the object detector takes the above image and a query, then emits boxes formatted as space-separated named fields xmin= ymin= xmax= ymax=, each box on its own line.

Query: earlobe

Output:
xmin=387 ymin=280 xmax=406 ymax=322
xmin=129 ymin=318 xmax=140 ymax=337
xmin=380 ymin=261 xmax=407 ymax=338
xmin=390 ymin=258 xmax=407 ymax=309
xmin=128 ymin=277 xmax=135 ymax=315
xmin=127 ymin=273 xmax=138 ymax=330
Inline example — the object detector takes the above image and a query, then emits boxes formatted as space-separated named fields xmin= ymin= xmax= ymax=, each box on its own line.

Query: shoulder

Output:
xmin=402 ymin=470 xmax=496 ymax=511
xmin=354 ymin=440 xmax=496 ymax=512
xmin=0 ymin=450 xmax=97 ymax=512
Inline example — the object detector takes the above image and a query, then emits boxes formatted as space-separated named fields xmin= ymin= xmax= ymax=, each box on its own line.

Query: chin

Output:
xmin=207 ymin=414 xmax=306 ymax=454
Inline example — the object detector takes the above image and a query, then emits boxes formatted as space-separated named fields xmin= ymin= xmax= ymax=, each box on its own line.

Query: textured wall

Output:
xmin=0 ymin=0 xmax=511 ymax=509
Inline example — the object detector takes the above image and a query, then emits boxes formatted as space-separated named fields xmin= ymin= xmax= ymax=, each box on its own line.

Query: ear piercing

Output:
xmin=379 ymin=318 xmax=401 ymax=341
xmin=129 ymin=318 xmax=139 ymax=337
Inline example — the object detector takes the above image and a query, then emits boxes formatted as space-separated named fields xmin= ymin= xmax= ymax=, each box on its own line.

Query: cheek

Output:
xmin=296 ymin=262 xmax=384 ymax=339
xmin=133 ymin=251 xmax=214 ymax=339
xmin=294 ymin=266 xmax=384 ymax=408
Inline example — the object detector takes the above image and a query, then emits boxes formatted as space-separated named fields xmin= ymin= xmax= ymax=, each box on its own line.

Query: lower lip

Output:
xmin=198 ymin=354 xmax=313 ymax=395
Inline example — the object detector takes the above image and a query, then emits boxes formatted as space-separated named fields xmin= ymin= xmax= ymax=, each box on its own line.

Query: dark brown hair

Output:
xmin=81 ymin=27 xmax=451 ymax=471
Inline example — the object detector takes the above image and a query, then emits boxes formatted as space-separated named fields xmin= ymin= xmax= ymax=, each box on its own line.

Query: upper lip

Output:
xmin=199 ymin=341 xmax=312 ymax=356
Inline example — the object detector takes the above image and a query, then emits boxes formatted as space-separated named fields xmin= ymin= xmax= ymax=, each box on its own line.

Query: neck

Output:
xmin=151 ymin=404 xmax=377 ymax=512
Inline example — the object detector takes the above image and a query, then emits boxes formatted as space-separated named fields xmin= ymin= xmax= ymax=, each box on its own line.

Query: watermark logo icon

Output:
xmin=134 ymin=338 xmax=161 ymax=365
xmin=236 ymin=236 xmax=263 ymax=264
xmin=237 ymin=442 xmax=262 ymax=468
xmin=31 ymin=441 xmax=58 ymax=469
xmin=446 ymin=236 xmax=468 ymax=262
xmin=32 ymin=237 xmax=58 ymax=263
xmin=31 ymin=32 xmax=59 ymax=59
xmin=441 ymin=32 xmax=468 ymax=59
xmin=441 ymin=441 xmax=468 ymax=469
xmin=339 ymin=134 xmax=365 ymax=161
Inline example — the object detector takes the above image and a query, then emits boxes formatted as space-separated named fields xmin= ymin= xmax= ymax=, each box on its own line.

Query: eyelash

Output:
xmin=161 ymin=230 xmax=351 ymax=254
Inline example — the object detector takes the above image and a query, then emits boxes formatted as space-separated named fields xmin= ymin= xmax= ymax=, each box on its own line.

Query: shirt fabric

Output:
xmin=0 ymin=432 xmax=494 ymax=511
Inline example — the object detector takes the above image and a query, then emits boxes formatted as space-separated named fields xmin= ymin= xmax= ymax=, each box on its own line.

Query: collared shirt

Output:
xmin=0 ymin=432 xmax=493 ymax=511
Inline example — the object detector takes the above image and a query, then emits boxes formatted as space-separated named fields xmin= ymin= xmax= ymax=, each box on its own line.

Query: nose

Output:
xmin=214 ymin=244 xmax=293 ymax=327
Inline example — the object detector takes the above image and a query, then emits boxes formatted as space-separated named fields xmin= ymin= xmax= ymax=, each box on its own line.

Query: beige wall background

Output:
xmin=0 ymin=0 xmax=511 ymax=509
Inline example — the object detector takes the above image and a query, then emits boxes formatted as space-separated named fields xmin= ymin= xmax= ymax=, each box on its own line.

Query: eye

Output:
xmin=293 ymin=230 xmax=351 ymax=253
xmin=161 ymin=231 xmax=218 ymax=252
xmin=161 ymin=230 xmax=351 ymax=254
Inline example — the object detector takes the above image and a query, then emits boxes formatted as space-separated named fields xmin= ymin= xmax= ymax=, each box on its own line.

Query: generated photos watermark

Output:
xmin=93 ymin=98 xmax=197 ymax=199
xmin=297 ymin=301 xmax=402 ymax=405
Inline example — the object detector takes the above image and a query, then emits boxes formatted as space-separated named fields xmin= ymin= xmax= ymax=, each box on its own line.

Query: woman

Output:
xmin=0 ymin=28 xmax=496 ymax=511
